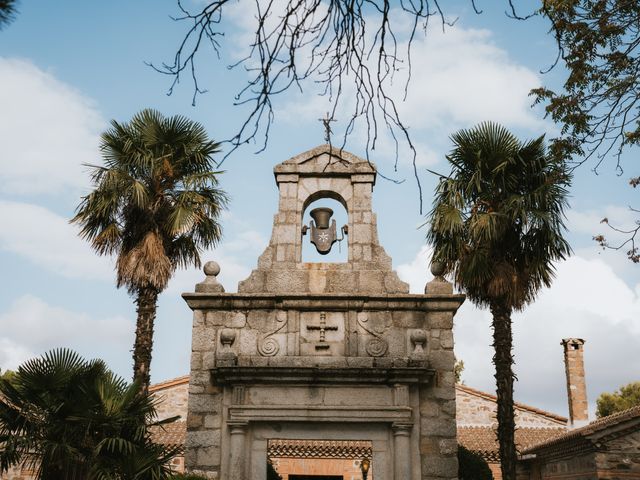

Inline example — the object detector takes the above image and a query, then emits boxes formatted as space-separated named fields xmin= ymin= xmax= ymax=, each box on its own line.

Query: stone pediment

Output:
xmin=274 ymin=144 xmax=376 ymax=179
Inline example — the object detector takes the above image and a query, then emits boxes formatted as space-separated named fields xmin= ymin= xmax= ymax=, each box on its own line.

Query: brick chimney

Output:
xmin=561 ymin=338 xmax=589 ymax=428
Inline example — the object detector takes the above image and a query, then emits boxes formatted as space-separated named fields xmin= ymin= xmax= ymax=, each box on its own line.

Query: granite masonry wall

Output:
xmin=456 ymin=386 xmax=567 ymax=428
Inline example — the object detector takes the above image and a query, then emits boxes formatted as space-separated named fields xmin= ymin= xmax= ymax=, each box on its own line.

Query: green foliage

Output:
xmin=0 ymin=349 xmax=181 ymax=479
xmin=535 ymin=0 xmax=640 ymax=170
xmin=267 ymin=459 xmax=282 ymax=480
xmin=535 ymin=1 xmax=640 ymax=263
xmin=596 ymin=381 xmax=640 ymax=418
xmin=428 ymin=122 xmax=572 ymax=310
xmin=72 ymin=108 xmax=228 ymax=295
xmin=0 ymin=0 xmax=18 ymax=29
xmin=71 ymin=108 xmax=228 ymax=388
xmin=428 ymin=122 xmax=571 ymax=480
xmin=458 ymin=445 xmax=493 ymax=480
xmin=170 ymin=475 xmax=209 ymax=480
xmin=0 ymin=369 xmax=15 ymax=383
xmin=454 ymin=359 xmax=465 ymax=383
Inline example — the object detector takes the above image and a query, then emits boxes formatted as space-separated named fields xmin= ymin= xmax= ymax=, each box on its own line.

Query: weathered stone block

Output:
xmin=421 ymin=417 xmax=457 ymax=437
xmin=440 ymin=330 xmax=454 ymax=349
xmin=428 ymin=312 xmax=454 ymax=329
xmin=439 ymin=438 xmax=458 ymax=455
xmin=192 ymin=326 xmax=217 ymax=352
xmin=187 ymin=413 xmax=204 ymax=429
xmin=421 ymin=455 xmax=458 ymax=477
xmin=189 ymin=394 xmax=218 ymax=413
xmin=196 ymin=445 xmax=221 ymax=467
xmin=186 ymin=429 xmax=221 ymax=449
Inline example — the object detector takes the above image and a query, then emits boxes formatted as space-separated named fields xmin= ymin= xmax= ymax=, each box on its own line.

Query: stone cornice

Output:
xmin=182 ymin=292 xmax=465 ymax=312
xmin=210 ymin=365 xmax=435 ymax=385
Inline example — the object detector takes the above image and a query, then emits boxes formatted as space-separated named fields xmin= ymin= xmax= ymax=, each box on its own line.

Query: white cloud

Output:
xmin=0 ymin=201 xmax=265 ymax=291
xmin=0 ymin=201 xmax=114 ymax=281
xmin=0 ymin=57 xmax=105 ymax=196
xmin=566 ymin=205 xmax=639 ymax=285
xmin=166 ymin=216 xmax=268 ymax=294
xmin=0 ymin=295 xmax=133 ymax=371
xmin=398 ymin=27 xmax=543 ymax=131
xmin=396 ymin=245 xmax=434 ymax=292
xmin=273 ymin=22 xmax=545 ymax=171
xmin=396 ymin=244 xmax=640 ymax=418
xmin=279 ymin=23 xmax=543 ymax=129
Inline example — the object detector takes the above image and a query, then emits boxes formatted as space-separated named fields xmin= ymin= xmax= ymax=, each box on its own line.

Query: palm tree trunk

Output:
xmin=490 ymin=301 xmax=517 ymax=480
xmin=133 ymin=286 xmax=158 ymax=391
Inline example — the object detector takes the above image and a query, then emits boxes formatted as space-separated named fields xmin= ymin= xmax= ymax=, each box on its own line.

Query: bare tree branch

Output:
xmin=153 ymin=0 xmax=501 ymax=212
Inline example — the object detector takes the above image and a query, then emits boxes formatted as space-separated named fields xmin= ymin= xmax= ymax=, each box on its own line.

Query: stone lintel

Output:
xmin=228 ymin=405 xmax=413 ymax=423
xmin=210 ymin=366 xmax=435 ymax=385
xmin=182 ymin=292 xmax=465 ymax=313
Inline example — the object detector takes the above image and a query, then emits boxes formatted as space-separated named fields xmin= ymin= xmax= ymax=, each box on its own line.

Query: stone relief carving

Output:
xmin=410 ymin=330 xmax=427 ymax=357
xmin=357 ymin=312 xmax=389 ymax=357
xmin=257 ymin=311 xmax=288 ymax=356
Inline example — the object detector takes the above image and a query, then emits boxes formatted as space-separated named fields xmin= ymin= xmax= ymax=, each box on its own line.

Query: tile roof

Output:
xmin=522 ymin=405 xmax=640 ymax=458
xmin=150 ymin=421 xmax=186 ymax=447
xmin=456 ymin=384 xmax=568 ymax=425
xmin=458 ymin=426 xmax=566 ymax=462
xmin=149 ymin=375 xmax=189 ymax=393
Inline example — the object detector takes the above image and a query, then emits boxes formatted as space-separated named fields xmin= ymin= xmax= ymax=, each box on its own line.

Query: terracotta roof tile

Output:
xmin=149 ymin=375 xmax=189 ymax=393
xmin=150 ymin=421 xmax=186 ymax=447
xmin=456 ymin=384 xmax=567 ymax=424
xmin=458 ymin=426 xmax=566 ymax=462
xmin=522 ymin=405 xmax=640 ymax=457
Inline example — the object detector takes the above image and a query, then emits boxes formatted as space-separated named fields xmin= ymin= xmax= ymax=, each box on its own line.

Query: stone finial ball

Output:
xmin=204 ymin=261 xmax=221 ymax=276
xmin=430 ymin=261 xmax=445 ymax=277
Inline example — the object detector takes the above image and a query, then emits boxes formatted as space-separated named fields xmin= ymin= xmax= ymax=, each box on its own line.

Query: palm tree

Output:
xmin=0 ymin=349 xmax=181 ymax=479
xmin=427 ymin=122 xmax=571 ymax=480
xmin=72 ymin=108 xmax=228 ymax=390
xmin=0 ymin=0 xmax=18 ymax=29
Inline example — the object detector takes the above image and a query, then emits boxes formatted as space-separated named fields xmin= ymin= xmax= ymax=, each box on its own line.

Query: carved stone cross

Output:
xmin=318 ymin=112 xmax=336 ymax=142
xmin=306 ymin=312 xmax=338 ymax=348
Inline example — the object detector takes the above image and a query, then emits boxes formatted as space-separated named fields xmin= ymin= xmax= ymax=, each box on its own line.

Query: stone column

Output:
xmin=228 ymin=421 xmax=248 ymax=480
xmin=392 ymin=423 xmax=412 ymax=480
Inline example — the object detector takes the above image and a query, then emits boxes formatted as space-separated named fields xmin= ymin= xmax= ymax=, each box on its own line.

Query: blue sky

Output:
xmin=1 ymin=1 xmax=638 ymax=418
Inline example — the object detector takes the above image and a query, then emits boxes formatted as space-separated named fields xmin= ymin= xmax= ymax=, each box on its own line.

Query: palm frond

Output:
xmin=427 ymin=122 xmax=571 ymax=309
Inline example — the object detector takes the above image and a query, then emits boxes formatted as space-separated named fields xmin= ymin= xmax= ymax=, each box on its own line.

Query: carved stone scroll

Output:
xmin=258 ymin=312 xmax=288 ymax=356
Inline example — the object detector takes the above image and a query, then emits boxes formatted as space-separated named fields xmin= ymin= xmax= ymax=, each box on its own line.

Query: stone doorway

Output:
xmin=289 ymin=476 xmax=344 ymax=480
xmin=268 ymin=439 xmax=372 ymax=480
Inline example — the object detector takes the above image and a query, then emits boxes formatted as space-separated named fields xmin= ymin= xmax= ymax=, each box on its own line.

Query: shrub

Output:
xmin=458 ymin=445 xmax=493 ymax=480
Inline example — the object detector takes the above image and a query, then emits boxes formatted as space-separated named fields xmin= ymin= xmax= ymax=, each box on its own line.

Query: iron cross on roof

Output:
xmin=307 ymin=312 xmax=338 ymax=347
xmin=318 ymin=112 xmax=336 ymax=142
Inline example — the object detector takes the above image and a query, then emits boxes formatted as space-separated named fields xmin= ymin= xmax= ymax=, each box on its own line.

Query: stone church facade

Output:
xmin=181 ymin=145 xmax=464 ymax=479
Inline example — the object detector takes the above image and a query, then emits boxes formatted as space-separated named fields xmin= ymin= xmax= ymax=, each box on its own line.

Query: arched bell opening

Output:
xmin=301 ymin=196 xmax=348 ymax=263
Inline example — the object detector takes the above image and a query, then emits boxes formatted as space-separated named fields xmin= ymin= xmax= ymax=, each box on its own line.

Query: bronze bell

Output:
xmin=310 ymin=207 xmax=334 ymax=229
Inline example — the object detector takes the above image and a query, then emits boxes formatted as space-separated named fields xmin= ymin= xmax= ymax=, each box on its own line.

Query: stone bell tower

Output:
xmin=183 ymin=145 xmax=464 ymax=480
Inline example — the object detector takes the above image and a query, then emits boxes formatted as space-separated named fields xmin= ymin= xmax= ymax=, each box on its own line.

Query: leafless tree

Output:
xmin=154 ymin=1 xmax=523 ymax=209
